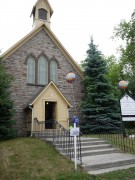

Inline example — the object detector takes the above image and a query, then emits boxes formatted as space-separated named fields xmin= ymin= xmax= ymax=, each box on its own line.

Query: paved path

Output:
xmin=80 ymin=137 xmax=135 ymax=174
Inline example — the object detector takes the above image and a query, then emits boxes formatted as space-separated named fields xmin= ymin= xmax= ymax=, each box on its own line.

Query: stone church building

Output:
xmin=2 ymin=0 xmax=84 ymax=136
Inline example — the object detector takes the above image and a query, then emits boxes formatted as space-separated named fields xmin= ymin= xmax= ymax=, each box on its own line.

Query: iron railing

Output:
xmin=81 ymin=119 xmax=135 ymax=153
xmin=33 ymin=118 xmax=82 ymax=164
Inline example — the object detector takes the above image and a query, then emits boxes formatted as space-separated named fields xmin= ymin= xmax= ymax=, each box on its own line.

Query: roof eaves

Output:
xmin=1 ymin=23 xmax=83 ymax=78
xmin=30 ymin=81 xmax=72 ymax=107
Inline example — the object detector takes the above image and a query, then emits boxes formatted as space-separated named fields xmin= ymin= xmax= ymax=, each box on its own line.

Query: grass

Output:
xmin=0 ymin=137 xmax=90 ymax=180
xmin=0 ymin=138 xmax=135 ymax=180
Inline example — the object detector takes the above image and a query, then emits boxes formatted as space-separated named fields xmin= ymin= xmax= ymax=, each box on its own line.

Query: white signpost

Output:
xmin=70 ymin=122 xmax=80 ymax=171
xmin=120 ymin=94 xmax=135 ymax=121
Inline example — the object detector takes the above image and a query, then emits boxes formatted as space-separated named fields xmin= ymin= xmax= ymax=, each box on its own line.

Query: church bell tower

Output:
xmin=30 ymin=0 xmax=53 ymax=28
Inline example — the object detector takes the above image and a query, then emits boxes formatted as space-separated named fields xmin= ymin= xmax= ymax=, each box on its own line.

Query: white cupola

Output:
xmin=30 ymin=0 xmax=53 ymax=28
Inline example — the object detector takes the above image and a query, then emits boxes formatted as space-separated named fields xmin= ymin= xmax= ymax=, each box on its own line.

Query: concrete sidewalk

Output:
xmin=80 ymin=137 xmax=135 ymax=174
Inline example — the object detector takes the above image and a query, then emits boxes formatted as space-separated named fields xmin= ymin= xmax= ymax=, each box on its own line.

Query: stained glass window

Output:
xmin=38 ymin=56 xmax=48 ymax=85
xmin=50 ymin=60 xmax=58 ymax=84
xmin=27 ymin=57 xmax=35 ymax=83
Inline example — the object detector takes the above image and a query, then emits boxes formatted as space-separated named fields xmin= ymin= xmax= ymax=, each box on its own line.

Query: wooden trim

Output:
xmin=31 ymin=81 xmax=72 ymax=107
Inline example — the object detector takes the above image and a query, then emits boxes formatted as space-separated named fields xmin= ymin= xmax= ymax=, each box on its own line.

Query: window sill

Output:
xmin=26 ymin=83 xmax=45 ymax=87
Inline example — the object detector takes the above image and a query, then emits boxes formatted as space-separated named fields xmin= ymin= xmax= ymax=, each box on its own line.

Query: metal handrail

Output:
xmin=99 ymin=119 xmax=122 ymax=132
xmin=81 ymin=118 xmax=135 ymax=153
xmin=33 ymin=118 xmax=82 ymax=164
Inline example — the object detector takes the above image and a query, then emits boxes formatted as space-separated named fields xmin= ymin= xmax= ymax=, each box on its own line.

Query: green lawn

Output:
xmin=0 ymin=138 xmax=135 ymax=180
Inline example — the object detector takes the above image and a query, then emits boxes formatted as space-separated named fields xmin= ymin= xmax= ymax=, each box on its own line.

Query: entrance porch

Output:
xmin=26 ymin=81 xmax=72 ymax=135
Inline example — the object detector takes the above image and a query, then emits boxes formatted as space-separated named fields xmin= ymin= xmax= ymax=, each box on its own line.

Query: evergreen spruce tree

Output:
xmin=0 ymin=57 xmax=16 ymax=139
xmin=80 ymin=38 xmax=121 ymax=133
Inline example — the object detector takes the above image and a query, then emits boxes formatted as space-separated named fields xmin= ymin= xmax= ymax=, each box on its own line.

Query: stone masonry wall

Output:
xmin=4 ymin=29 xmax=84 ymax=136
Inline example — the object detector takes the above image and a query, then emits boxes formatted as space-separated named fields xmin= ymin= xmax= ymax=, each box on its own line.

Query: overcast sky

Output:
xmin=0 ymin=0 xmax=135 ymax=63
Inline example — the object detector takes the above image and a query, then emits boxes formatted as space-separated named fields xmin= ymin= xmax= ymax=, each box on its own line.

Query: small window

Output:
xmin=38 ymin=56 xmax=48 ymax=85
xmin=38 ymin=8 xmax=47 ymax=20
xmin=27 ymin=57 xmax=35 ymax=84
xmin=50 ymin=60 xmax=58 ymax=84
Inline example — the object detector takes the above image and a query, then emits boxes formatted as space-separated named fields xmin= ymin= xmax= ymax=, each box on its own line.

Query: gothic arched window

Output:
xmin=38 ymin=8 xmax=47 ymax=20
xmin=38 ymin=56 xmax=48 ymax=85
xmin=27 ymin=57 xmax=35 ymax=84
xmin=50 ymin=60 xmax=58 ymax=84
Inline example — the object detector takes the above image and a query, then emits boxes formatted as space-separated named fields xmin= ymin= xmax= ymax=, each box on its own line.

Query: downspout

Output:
xmin=29 ymin=104 xmax=34 ymax=137
xmin=68 ymin=106 xmax=73 ymax=128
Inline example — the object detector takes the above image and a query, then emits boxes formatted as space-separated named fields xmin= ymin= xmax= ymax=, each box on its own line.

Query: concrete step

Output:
xmin=81 ymin=137 xmax=105 ymax=140
xmin=54 ymin=136 xmax=106 ymax=144
xmin=82 ymin=153 xmax=135 ymax=173
xmin=56 ymin=144 xmax=119 ymax=157
xmin=45 ymin=137 xmax=108 ymax=144
xmin=81 ymin=148 xmax=119 ymax=157
xmin=81 ymin=141 xmax=108 ymax=146
xmin=53 ymin=137 xmax=116 ymax=156
xmin=53 ymin=142 xmax=107 ymax=149
xmin=81 ymin=144 xmax=113 ymax=151
xmin=88 ymin=164 xmax=135 ymax=175
xmin=81 ymin=137 xmax=105 ymax=142
xmin=45 ymin=136 xmax=135 ymax=174
xmin=61 ymin=148 xmax=119 ymax=158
